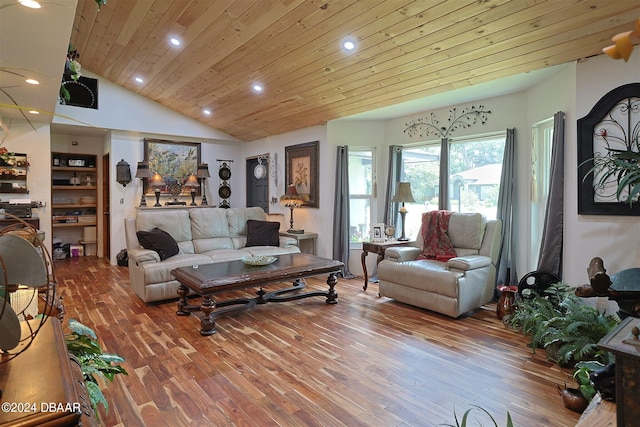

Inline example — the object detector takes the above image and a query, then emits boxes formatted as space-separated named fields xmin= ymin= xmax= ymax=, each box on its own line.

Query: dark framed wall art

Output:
xmin=285 ymin=141 xmax=319 ymax=208
xmin=143 ymin=138 xmax=201 ymax=196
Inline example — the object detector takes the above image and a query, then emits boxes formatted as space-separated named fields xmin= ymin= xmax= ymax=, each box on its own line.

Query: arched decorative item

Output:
xmin=217 ymin=160 xmax=233 ymax=208
xmin=578 ymin=83 xmax=640 ymax=215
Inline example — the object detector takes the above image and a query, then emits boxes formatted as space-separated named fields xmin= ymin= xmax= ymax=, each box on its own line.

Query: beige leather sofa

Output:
xmin=377 ymin=212 xmax=502 ymax=318
xmin=124 ymin=206 xmax=300 ymax=303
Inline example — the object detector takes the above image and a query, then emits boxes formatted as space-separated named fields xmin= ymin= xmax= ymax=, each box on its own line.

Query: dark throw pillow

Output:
xmin=136 ymin=227 xmax=179 ymax=260
xmin=245 ymin=219 xmax=280 ymax=247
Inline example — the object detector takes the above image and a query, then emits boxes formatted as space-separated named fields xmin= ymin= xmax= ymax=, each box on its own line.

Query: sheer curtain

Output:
xmin=537 ymin=112 xmax=565 ymax=278
xmin=332 ymin=146 xmax=355 ymax=278
xmin=496 ymin=128 xmax=518 ymax=287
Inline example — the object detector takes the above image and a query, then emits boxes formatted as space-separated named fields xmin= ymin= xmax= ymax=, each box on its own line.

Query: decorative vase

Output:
xmin=558 ymin=385 xmax=589 ymax=413
xmin=496 ymin=285 xmax=517 ymax=320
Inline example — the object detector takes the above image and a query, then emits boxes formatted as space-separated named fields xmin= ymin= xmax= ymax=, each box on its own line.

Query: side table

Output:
xmin=280 ymin=231 xmax=318 ymax=255
xmin=361 ymin=240 xmax=414 ymax=291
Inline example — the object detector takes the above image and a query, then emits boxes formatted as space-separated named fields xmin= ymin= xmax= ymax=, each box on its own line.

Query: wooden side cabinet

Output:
xmin=0 ymin=317 xmax=96 ymax=426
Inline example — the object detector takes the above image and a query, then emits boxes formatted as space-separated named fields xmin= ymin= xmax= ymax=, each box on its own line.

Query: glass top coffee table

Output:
xmin=171 ymin=253 xmax=344 ymax=335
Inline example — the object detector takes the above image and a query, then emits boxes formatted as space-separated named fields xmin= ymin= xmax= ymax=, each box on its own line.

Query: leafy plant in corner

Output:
xmin=573 ymin=361 xmax=608 ymax=401
xmin=440 ymin=405 xmax=513 ymax=427
xmin=65 ymin=318 xmax=127 ymax=416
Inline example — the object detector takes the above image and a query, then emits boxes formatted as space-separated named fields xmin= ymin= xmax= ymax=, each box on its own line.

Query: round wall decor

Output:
xmin=253 ymin=163 xmax=267 ymax=179
xmin=219 ymin=163 xmax=231 ymax=180
xmin=218 ymin=182 xmax=231 ymax=199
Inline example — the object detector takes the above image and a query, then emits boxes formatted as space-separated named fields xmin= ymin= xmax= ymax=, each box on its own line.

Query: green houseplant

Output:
xmin=64 ymin=318 xmax=127 ymax=416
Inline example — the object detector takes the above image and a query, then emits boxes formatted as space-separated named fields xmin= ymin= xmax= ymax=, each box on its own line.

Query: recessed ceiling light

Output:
xmin=134 ymin=76 xmax=144 ymax=84
xmin=170 ymin=37 xmax=181 ymax=46
xmin=342 ymin=38 xmax=357 ymax=51
xmin=252 ymin=83 xmax=263 ymax=93
xmin=28 ymin=110 xmax=39 ymax=114
xmin=19 ymin=0 xmax=41 ymax=9
xmin=25 ymin=79 xmax=39 ymax=85
xmin=202 ymin=109 xmax=212 ymax=116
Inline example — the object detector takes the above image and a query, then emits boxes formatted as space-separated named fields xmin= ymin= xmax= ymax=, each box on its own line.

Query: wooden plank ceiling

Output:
xmin=70 ymin=0 xmax=639 ymax=141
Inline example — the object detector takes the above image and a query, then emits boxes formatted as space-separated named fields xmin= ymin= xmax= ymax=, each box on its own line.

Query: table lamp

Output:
xmin=280 ymin=184 xmax=304 ymax=234
xmin=184 ymin=174 xmax=200 ymax=206
xmin=150 ymin=173 xmax=165 ymax=207
xmin=391 ymin=182 xmax=415 ymax=241
xmin=196 ymin=163 xmax=210 ymax=205
xmin=135 ymin=162 xmax=153 ymax=207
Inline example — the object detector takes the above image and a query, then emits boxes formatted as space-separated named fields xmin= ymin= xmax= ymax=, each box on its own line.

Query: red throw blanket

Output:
xmin=417 ymin=210 xmax=457 ymax=262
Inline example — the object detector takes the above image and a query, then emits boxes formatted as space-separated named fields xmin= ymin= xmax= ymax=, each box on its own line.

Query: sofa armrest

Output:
xmin=280 ymin=236 xmax=298 ymax=248
xmin=384 ymin=246 xmax=421 ymax=262
xmin=128 ymin=247 xmax=161 ymax=264
xmin=447 ymin=255 xmax=491 ymax=271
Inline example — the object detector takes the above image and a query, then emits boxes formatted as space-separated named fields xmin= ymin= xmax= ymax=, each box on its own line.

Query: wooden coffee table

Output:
xmin=170 ymin=253 xmax=344 ymax=335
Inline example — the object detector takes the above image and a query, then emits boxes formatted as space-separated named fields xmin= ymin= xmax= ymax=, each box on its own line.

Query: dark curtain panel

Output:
xmin=332 ymin=145 xmax=355 ymax=278
xmin=537 ymin=111 xmax=565 ymax=278
xmin=384 ymin=145 xmax=403 ymax=230
xmin=496 ymin=129 xmax=518 ymax=287
xmin=438 ymin=138 xmax=450 ymax=210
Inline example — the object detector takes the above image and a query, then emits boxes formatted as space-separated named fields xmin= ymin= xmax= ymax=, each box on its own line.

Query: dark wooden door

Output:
xmin=246 ymin=157 xmax=269 ymax=212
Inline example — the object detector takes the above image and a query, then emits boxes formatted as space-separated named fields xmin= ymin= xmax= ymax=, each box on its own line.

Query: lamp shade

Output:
xmin=280 ymin=184 xmax=303 ymax=208
xmin=135 ymin=162 xmax=153 ymax=178
xmin=184 ymin=174 xmax=200 ymax=188
xmin=150 ymin=173 xmax=165 ymax=188
xmin=196 ymin=163 xmax=210 ymax=178
xmin=391 ymin=182 xmax=415 ymax=203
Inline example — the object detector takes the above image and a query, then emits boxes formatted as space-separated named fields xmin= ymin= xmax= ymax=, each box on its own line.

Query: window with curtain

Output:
xmin=401 ymin=133 xmax=506 ymax=238
xmin=530 ymin=118 xmax=554 ymax=268
xmin=348 ymin=148 xmax=375 ymax=245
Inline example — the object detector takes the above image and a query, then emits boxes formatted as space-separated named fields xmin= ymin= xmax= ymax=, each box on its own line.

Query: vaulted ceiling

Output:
xmin=1 ymin=1 xmax=638 ymax=141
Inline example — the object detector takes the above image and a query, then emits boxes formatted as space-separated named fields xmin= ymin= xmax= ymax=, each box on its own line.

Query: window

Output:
xmin=348 ymin=148 xmax=375 ymax=244
xmin=400 ymin=134 xmax=506 ymax=239
xmin=531 ymin=119 xmax=554 ymax=268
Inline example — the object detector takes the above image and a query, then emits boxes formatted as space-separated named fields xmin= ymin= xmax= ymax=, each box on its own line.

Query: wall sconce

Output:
xmin=184 ymin=174 xmax=200 ymax=206
xmin=116 ymin=159 xmax=132 ymax=187
xmin=280 ymin=184 xmax=304 ymax=234
xmin=196 ymin=163 xmax=210 ymax=205
xmin=135 ymin=162 xmax=153 ymax=207
xmin=391 ymin=182 xmax=415 ymax=241
xmin=150 ymin=173 xmax=165 ymax=207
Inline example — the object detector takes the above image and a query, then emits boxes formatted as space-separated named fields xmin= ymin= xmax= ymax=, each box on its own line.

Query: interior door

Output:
xmin=102 ymin=154 xmax=110 ymax=259
xmin=246 ymin=156 xmax=269 ymax=212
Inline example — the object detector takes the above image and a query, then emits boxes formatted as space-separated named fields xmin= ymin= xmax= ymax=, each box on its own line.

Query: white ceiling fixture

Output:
xmin=19 ymin=0 xmax=41 ymax=9
xmin=342 ymin=38 xmax=356 ymax=51
xmin=169 ymin=37 xmax=181 ymax=46
xmin=252 ymin=83 xmax=263 ymax=93
xmin=25 ymin=79 xmax=39 ymax=85
xmin=202 ymin=109 xmax=212 ymax=116
xmin=134 ymin=76 xmax=144 ymax=83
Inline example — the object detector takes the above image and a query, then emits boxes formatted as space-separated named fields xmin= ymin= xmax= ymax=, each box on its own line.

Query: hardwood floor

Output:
xmin=54 ymin=257 xmax=580 ymax=427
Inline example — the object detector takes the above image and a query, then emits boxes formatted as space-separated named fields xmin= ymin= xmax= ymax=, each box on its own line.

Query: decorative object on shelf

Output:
xmin=70 ymin=172 xmax=80 ymax=186
xmin=0 ymin=150 xmax=28 ymax=194
xmin=135 ymin=162 xmax=152 ymax=207
xmin=184 ymin=174 xmax=200 ymax=206
xmin=0 ymin=215 xmax=57 ymax=364
xmin=280 ymin=184 xmax=304 ymax=233
xmin=196 ymin=163 xmax=210 ymax=205
xmin=116 ymin=159 xmax=131 ymax=187
xmin=603 ymin=17 xmax=640 ymax=62
xmin=384 ymin=224 xmax=396 ymax=240
xmin=166 ymin=183 xmax=186 ymax=206
xmin=217 ymin=159 xmax=233 ymax=208
xmin=391 ymin=182 xmax=415 ymax=241
xmin=144 ymin=138 xmax=201 ymax=197
xmin=150 ymin=173 xmax=165 ymax=207
xmin=285 ymin=141 xmax=319 ymax=208
xmin=403 ymin=105 xmax=492 ymax=139
xmin=578 ymin=83 xmax=640 ymax=215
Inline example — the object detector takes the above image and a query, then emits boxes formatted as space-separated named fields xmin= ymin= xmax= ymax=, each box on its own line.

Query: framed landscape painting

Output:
xmin=285 ymin=141 xmax=319 ymax=208
xmin=143 ymin=138 xmax=201 ymax=195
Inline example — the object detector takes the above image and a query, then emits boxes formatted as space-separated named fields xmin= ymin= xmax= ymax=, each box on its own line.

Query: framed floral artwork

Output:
xmin=285 ymin=141 xmax=319 ymax=208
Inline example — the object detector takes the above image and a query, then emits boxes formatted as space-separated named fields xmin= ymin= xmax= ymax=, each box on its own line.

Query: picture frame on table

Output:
xmin=143 ymin=138 xmax=201 ymax=196
xmin=285 ymin=141 xmax=319 ymax=208
xmin=371 ymin=223 xmax=385 ymax=243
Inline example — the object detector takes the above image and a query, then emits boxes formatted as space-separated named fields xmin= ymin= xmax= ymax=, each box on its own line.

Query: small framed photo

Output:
xmin=371 ymin=223 xmax=385 ymax=243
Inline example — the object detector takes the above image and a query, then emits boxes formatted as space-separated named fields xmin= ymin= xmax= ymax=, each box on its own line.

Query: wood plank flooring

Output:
xmin=54 ymin=257 xmax=580 ymax=426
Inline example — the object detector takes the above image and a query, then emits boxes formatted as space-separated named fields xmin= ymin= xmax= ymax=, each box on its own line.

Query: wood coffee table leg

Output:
xmin=326 ymin=273 xmax=338 ymax=304
xmin=199 ymin=295 xmax=217 ymax=336
xmin=176 ymin=284 xmax=191 ymax=316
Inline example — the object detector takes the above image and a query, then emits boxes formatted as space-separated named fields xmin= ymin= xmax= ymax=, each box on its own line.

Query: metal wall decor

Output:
xmin=403 ymin=105 xmax=492 ymax=139
xmin=217 ymin=159 xmax=233 ymax=208
xmin=578 ymin=83 xmax=640 ymax=215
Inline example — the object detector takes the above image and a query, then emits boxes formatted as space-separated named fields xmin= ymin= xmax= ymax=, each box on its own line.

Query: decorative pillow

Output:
xmin=136 ymin=227 xmax=179 ymax=260
xmin=245 ymin=220 xmax=280 ymax=247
